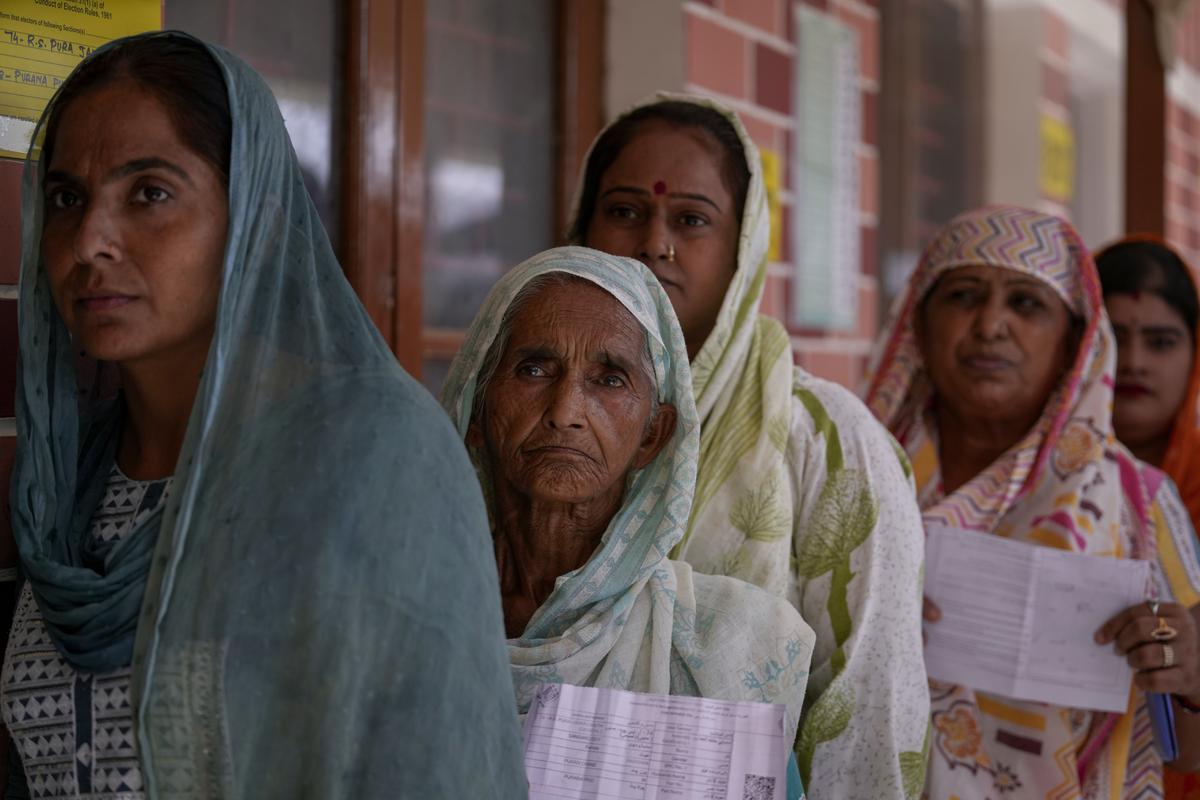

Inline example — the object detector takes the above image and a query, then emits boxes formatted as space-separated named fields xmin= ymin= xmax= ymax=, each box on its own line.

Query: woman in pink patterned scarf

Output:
xmin=865 ymin=205 xmax=1200 ymax=798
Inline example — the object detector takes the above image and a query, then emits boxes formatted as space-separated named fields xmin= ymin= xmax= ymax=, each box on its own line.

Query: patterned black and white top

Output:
xmin=2 ymin=466 xmax=172 ymax=800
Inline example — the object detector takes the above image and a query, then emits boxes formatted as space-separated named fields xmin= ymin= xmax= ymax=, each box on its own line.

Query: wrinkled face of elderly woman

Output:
xmin=40 ymin=78 xmax=228 ymax=367
xmin=918 ymin=264 xmax=1076 ymax=430
xmin=470 ymin=279 xmax=676 ymax=508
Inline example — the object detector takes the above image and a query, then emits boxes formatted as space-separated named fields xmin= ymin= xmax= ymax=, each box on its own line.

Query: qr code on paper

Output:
xmin=742 ymin=773 xmax=776 ymax=800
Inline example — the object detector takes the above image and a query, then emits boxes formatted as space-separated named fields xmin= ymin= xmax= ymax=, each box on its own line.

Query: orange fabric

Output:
xmin=1165 ymin=770 xmax=1200 ymax=799
xmin=1162 ymin=318 xmax=1200 ymax=794
xmin=1161 ymin=318 xmax=1200 ymax=527
xmin=1097 ymin=234 xmax=1200 ymax=800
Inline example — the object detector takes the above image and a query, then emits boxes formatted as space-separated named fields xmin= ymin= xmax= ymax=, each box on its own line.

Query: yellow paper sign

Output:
xmin=0 ymin=0 xmax=161 ymax=159
xmin=760 ymin=148 xmax=782 ymax=262
xmin=1039 ymin=114 xmax=1076 ymax=204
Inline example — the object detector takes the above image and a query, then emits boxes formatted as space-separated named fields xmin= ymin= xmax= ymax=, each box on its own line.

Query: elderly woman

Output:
xmin=568 ymin=93 xmax=929 ymax=800
xmin=441 ymin=246 xmax=816 ymax=793
xmin=1097 ymin=236 xmax=1200 ymax=800
xmin=866 ymin=205 xmax=1200 ymax=798
xmin=3 ymin=31 xmax=523 ymax=797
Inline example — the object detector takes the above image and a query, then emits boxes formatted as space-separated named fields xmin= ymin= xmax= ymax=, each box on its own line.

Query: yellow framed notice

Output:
xmin=1039 ymin=114 xmax=1076 ymax=204
xmin=0 ymin=0 xmax=161 ymax=159
xmin=760 ymin=148 xmax=783 ymax=262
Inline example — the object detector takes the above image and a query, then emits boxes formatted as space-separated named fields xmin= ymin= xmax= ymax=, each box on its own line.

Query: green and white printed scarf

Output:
xmin=441 ymin=246 xmax=816 ymax=744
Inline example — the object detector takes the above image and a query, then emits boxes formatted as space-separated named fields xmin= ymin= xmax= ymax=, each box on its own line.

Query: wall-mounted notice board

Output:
xmin=0 ymin=0 xmax=161 ymax=159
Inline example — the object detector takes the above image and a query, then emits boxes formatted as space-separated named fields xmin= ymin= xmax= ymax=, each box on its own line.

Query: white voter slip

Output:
xmin=924 ymin=523 xmax=1153 ymax=712
xmin=522 ymin=682 xmax=788 ymax=800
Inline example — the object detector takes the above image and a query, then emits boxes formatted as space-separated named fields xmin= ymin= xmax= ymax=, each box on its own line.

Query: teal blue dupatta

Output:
xmin=12 ymin=31 xmax=524 ymax=798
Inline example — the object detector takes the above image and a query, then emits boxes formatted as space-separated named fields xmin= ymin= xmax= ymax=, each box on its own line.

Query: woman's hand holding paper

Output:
xmin=1096 ymin=601 xmax=1200 ymax=699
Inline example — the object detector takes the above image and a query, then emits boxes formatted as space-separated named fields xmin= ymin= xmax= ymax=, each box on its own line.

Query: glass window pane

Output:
xmin=164 ymin=2 xmax=343 ymax=244
xmin=421 ymin=0 xmax=555 ymax=367
xmin=1065 ymin=24 xmax=1125 ymax=248
xmin=880 ymin=0 xmax=984 ymax=306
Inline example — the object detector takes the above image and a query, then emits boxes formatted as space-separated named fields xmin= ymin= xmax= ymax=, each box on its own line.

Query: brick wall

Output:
xmin=682 ymin=0 xmax=880 ymax=390
xmin=1167 ymin=4 xmax=1200 ymax=267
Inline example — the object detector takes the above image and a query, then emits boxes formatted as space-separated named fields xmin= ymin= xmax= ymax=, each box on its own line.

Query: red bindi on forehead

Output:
xmin=653 ymin=180 xmax=667 ymax=195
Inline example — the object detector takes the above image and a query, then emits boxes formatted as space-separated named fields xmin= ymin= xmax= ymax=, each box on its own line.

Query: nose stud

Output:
xmin=667 ymin=245 xmax=675 ymax=262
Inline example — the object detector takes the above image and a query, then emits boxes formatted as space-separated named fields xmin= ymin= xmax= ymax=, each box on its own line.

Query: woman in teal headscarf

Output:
xmin=442 ymin=246 xmax=817 ymax=797
xmin=4 ymin=31 xmax=523 ymax=798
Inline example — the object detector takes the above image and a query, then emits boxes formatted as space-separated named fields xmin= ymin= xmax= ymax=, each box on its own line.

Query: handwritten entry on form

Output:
xmin=924 ymin=524 xmax=1153 ymax=713
xmin=0 ymin=0 xmax=160 ymax=159
xmin=523 ymin=683 xmax=789 ymax=800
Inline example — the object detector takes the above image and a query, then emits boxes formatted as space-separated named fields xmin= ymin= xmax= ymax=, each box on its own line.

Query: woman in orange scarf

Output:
xmin=1097 ymin=236 xmax=1200 ymax=799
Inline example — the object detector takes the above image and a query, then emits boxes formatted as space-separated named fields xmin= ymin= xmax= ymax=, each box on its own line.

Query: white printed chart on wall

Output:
xmin=791 ymin=5 xmax=860 ymax=330
xmin=0 ymin=0 xmax=161 ymax=160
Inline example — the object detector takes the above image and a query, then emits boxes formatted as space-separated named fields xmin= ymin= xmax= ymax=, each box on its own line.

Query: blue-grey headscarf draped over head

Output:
xmin=441 ymin=246 xmax=816 ymax=745
xmin=13 ymin=30 xmax=523 ymax=797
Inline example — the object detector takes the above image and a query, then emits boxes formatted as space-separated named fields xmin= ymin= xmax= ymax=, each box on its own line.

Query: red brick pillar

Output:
xmin=1164 ymin=6 xmax=1200 ymax=266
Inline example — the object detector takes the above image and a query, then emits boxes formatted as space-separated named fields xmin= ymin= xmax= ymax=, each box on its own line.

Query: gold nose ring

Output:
xmin=667 ymin=245 xmax=676 ymax=262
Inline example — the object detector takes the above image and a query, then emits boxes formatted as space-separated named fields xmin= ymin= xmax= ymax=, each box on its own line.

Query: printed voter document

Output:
xmin=924 ymin=523 xmax=1154 ymax=712
xmin=522 ymin=682 xmax=788 ymax=800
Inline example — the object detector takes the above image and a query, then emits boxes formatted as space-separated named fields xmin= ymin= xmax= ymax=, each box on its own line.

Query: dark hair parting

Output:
xmin=1096 ymin=240 xmax=1199 ymax=337
xmin=42 ymin=33 xmax=232 ymax=183
xmin=569 ymin=100 xmax=751 ymax=244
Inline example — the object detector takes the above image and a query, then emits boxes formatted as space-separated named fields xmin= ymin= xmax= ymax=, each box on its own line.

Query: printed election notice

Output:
xmin=523 ymin=683 xmax=788 ymax=800
xmin=0 ymin=0 xmax=160 ymax=158
xmin=924 ymin=524 xmax=1153 ymax=712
